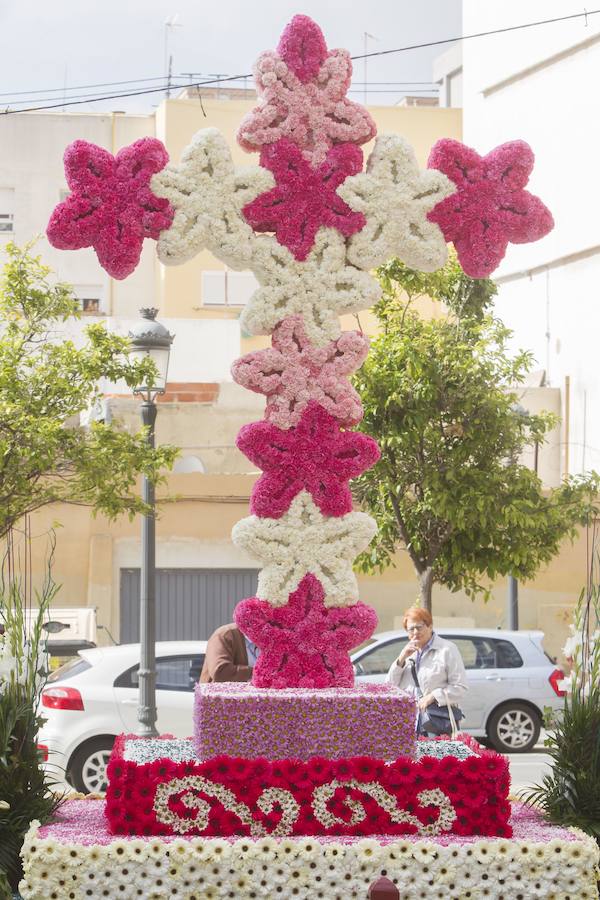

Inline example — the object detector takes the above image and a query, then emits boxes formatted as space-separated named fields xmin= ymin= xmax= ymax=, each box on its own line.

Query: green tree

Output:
xmin=0 ymin=243 xmax=177 ymax=537
xmin=353 ymin=256 xmax=599 ymax=611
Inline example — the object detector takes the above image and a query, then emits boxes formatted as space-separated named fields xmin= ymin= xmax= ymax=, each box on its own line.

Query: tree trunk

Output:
xmin=418 ymin=568 xmax=434 ymax=613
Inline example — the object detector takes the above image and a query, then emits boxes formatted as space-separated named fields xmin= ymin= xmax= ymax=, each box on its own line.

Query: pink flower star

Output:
xmin=242 ymin=139 xmax=366 ymax=261
xmin=47 ymin=138 xmax=174 ymax=280
xmin=234 ymin=573 xmax=378 ymax=689
xmin=236 ymin=401 xmax=380 ymax=519
xmin=237 ymin=15 xmax=377 ymax=166
xmin=427 ymin=139 xmax=554 ymax=278
xmin=231 ymin=315 xmax=370 ymax=429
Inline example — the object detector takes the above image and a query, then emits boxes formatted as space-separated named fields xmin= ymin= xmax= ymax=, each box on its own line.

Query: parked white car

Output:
xmin=38 ymin=641 xmax=206 ymax=793
xmin=352 ymin=627 xmax=565 ymax=753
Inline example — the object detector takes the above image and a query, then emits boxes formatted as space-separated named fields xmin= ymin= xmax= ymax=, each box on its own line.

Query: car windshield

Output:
xmin=47 ymin=656 xmax=92 ymax=683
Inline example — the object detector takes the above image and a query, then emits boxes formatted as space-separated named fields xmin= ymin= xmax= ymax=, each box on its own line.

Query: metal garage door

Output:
xmin=119 ymin=568 xmax=259 ymax=643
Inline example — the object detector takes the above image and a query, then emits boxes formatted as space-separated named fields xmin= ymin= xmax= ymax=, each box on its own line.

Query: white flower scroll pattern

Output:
xmin=153 ymin=776 xmax=300 ymax=838
xmin=241 ymin=228 xmax=380 ymax=347
xmin=338 ymin=133 xmax=454 ymax=273
xmin=153 ymin=775 xmax=456 ymax=838
xmin=232 ymin=491 xmax=377 ymax=606
xmin=151 ymin=127 xmax=274 ymax=268
xmin=312 ymin=783 xmax=457 ymax=836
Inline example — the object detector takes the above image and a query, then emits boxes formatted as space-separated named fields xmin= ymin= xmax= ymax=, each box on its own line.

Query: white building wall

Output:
xmin=461 ymin=1 xmax=600 ymax=474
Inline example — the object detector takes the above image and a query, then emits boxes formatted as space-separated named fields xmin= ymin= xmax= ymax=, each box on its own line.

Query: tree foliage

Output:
xmin=353 ymin=255 xmax=600 ymax=610
xmin=0 ymin=243 xmax=178 ymax=537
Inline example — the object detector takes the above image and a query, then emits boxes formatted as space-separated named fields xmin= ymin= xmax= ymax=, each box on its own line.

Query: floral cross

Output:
xmin=427 ymin=138 xmax=554 ymax=278
xmin=242 ymin=138 xmax=366 ymax=261
xmin=234 ymin=574 xmax=377 ymax=688
xmin=338 ymin=134 xmax=454 ymax=273
xmin=46 ymin=138 xmax=174 ymax=279
xmin=232 ymin=491 xmax=377 ymax=607
xmin=236 ymin=401 xmax=380 ymax=518
xmin=231 ymin=315 xmax=370 ymax=429
xmin=237 ymin=15 xmax=377 ymax=166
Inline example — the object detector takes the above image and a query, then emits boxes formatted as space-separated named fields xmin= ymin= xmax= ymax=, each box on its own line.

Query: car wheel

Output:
xmin=68 ymin=737 xmax=115 ymax=793
xmin=487 ymin=702 xmax=541 ymax=753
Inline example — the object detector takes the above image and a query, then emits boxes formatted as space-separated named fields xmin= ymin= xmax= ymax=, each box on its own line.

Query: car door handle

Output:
xmin=485 ymin=675 xmax=505 ymax=681
xmin=121 ymin=699 xmax=138 ymax=706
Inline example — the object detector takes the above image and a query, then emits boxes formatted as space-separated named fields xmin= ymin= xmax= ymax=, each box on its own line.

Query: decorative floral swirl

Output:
xmin=312 ymin=782 xmax=457 ymax=836
xmin=154 ymin=775 xmax=261 ymax=836
xmin=255 ymin=787 xmax=301 ymax=837
xmin=153 ymin=774 xmax=456 ymax=838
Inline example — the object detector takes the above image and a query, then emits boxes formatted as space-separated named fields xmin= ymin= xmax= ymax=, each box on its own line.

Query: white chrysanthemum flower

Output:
xmin=246 ymin=837 xmax=276 ymax=863
xmin=354 ymin=839 xmax=382 ymax=864
xmin=411 ymin=840 xmax=438 ymax=863
xmin=322 ymin=842 xmax=346 ymax=861
xmin=339 ymin=133 xmax=453 ymax=273
xmin=232 ymin=491 xmax=377 ymax=606
xmin=277 ymin=839 xmax=301 ymax=859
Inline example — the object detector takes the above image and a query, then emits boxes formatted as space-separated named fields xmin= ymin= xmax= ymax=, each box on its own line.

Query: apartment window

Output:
xmin=201 ymin=269 xmax=258 ymax=307
xmin=0 ymin=188 xmax=15 ymax=233
xmin=72 ymin=285 xmax=103 ymax=315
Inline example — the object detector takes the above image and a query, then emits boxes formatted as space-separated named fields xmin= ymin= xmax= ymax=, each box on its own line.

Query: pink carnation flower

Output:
xmin=237 ymin=15 xmax=376 ymax=166
xmin=427 ymin=138 xmax=554 ymax=278
xmin=46 ymin=138 xmax=174 ymax=280
xmin=236 ymin=400 xmax=380 ymax=518
xmin=234 ymin=573 xmax=378 ymax=689
xmin=242 ymin=139 xmax=366 ymax=261
xmin=231 ymin=315 xmax=370 ymax=429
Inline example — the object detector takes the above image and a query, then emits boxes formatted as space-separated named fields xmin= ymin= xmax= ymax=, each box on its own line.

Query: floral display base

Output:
xmin=20 ymin=798 xmax=599 ymax=899
xmin=193 ymin=682 xmax=416 ymax=761
xmin=105 ymin=734 xmax=511 ymax=839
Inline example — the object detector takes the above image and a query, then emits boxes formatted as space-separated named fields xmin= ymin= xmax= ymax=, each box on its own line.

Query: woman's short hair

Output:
xmin=402 ymin=606 xmax=433 ymax=630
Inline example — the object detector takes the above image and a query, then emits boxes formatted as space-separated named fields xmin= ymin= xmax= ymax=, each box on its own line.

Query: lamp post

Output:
xmin=129 ymin=308 xmax=174 ymax=737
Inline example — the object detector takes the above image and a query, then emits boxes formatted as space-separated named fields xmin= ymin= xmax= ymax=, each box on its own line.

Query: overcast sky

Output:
xmin=0 ymin=0 xmax=461 ymax=115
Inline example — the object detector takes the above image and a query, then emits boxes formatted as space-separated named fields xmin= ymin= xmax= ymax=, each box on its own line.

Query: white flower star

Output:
xmin=241 ymin=228 xmax=381 ymax=347
xmin=151 ymin=127 xmax=273 ymax=268
xmin=338 ymin=134 xmax=454 ymax=273
xmin=232 ymin=491 xmax=377 ymax=606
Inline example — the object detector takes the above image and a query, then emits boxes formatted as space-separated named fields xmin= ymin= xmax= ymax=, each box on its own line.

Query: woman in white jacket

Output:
xmin=386 ymin=606 xmax=467 ymax=736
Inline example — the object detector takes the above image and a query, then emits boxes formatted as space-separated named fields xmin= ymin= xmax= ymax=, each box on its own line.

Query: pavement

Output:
xmin=508 ymin=749 xmax=553 ymax=793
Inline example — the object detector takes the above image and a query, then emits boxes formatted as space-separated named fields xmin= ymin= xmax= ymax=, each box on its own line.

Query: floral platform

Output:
xmin=27 ymin=11 xmax=600 ymax=900
xmin=19 ymin=797 xmax=599 ymax=899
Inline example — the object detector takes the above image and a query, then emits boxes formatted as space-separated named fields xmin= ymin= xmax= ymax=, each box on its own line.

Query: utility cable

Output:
xmin=1 ymin=8 xmax=598 ymax=115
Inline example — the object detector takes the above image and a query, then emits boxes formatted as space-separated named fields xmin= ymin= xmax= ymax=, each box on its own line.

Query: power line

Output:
xmin=1 ymin=8 xmax=598 ymax=116
xmin=0 ymin=73 xmax=177 ymax=99
xmin=0 ymin=76 xmax=441 ymax=109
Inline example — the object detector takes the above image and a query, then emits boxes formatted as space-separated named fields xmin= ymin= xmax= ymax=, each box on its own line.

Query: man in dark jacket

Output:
xmin=199 ymin=623 xmax=254 ymax=683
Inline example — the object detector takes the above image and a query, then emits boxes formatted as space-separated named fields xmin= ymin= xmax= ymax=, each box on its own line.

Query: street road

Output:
xmin=508 ymin=750 xmax=553 ymax=793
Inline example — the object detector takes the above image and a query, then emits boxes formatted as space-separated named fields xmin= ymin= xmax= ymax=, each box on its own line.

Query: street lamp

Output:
xmin=129 ymin=308 xmax=174 ymax=737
